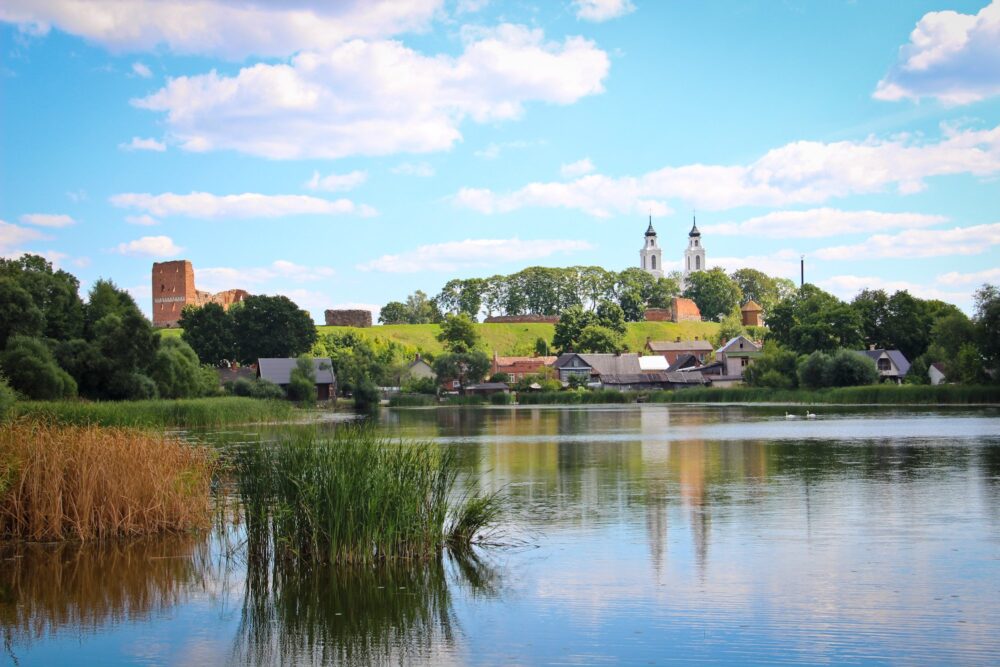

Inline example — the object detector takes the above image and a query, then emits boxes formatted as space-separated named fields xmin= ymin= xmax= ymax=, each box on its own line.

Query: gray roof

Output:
xmin=258 ymin=357 xmax=336 ymax=385
xmin=716 ymin=335 xmax=762 ymax=355
xmin=554 ymin=353 xmax=642 ymax=376
xmin=602 ymin=372 xmax=708 ymax=386
xmin=857 ymin=349 xmax=911 ymax=376
xmin=646 ymin=340 xmax=714 ymax=353
xmin=667 ymin=354 xmax=701 ymax=371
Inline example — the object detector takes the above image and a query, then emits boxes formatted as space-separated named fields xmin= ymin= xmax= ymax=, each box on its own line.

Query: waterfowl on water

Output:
xmin=785 ymin=412 xmax=798 ymax=420
xmin=806 ymin=411 xmax=817 ymax=420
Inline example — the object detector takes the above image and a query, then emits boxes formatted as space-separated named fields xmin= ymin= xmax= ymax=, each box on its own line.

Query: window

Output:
xmin=741 ymin=357 xmax=749 ymax=368
xmin=695 ymin=255 xmax=701 ymax=270
xmin=878 ymin=358 xmax=891 ymax=371
xmin=651 ymin=255 xmax=657 ymax=270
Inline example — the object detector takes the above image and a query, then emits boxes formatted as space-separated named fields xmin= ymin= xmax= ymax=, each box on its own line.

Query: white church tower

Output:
xmin=639 ymin=216 xmax=663 ymax=278
xmin=682 ymin=216 xmax=706 ymax=287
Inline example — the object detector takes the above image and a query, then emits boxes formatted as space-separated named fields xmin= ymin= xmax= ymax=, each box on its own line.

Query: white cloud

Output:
xmin=304 ymin=170 xmax=367 ymax=192
xmin=0 ymin=219 xmax=47 ymax=252
xmin=454 ymin=124 xmax=1000 ymax=214
xmin=704 ymin=251 xmax=804 ymax=279
xmin=814 ymin=223 xmax=1000 ymax=260
xmin=936 ymin=267 xmax=1000 ymax=286
xmin=874 ymin=0 xmax=1000 ymax=105
xmin=560 ymin=157 xmax=595 ymax=178
xmin=195 ymin=260 xmax=335 ymax=292
xmin=133 ymin=25 xmax=609 ymax=159
xmin=474 ymin=139 xmax=536 ymax=159
xmin=66 ymin=189 xmax=87 ymax=202
xmin=391 ymin=162 xmax=435 ymax=177
xmin=819 ymin=275 xmax=971 ymax=305
xmin=131 ymin=61 xmax=151 ymax=78
xmin=125 ymin=214 xmax=160 ymax=226
xmin=20 ymin=213 xmax=75 ymax=228
xmin=0 ymin=0 xmax=443 ymax=59
xmin=119 ymin=136 xmax=166 ymax=152
xmin=357 ymin=237 xmax=592 ymax=273
xmin=456 ymin=0 xmax=490 ymax=14
xmin=114 ymin=235 xmax=183 ymax=257
xmin=574 ymin=0 xmax=635 ymax=22
xmin=702 ymin=208 xmax=948 ymax=239
xmin=110 ymin=191 xmax=376 ymax=219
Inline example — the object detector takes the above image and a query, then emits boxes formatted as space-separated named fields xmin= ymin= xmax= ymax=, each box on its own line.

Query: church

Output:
xmin=639 ymin=216 xmax=706 ymax=289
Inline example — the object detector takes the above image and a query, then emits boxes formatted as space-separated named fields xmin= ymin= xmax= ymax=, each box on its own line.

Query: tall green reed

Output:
xmin=13 ymin=396 xmax=294 ymax=428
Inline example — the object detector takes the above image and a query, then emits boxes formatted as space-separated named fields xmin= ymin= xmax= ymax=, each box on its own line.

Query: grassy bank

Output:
xmin=12 ymin=396 xmax=294 ymax=428
xmin=234 ymin=426 xmax=503 ymax=565
xmin=0 ymin=421 xmax=215 ymax=541
xmin=161 ymin=320 xmax=720 ymax=356
xmin=514 ymin=384 xmax=1000 ymax=406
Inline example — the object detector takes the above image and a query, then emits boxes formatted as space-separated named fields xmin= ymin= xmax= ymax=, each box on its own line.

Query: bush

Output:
xmin=402 ymin=376 xmax=438 ymax=395
xmin=0 ymin=376 xmax=15 ymax=422
xmin=0 ymin=336 xmax=77 ymax=400
xmin=286 ymin=356 xmax=317 ymax=405
xmin=828 ymin=349 xmax=879 ymax=387
xmin=150 ymin=337 xmax=206 ymax=399
xmin=231 ymin=377 xmax=287 ymax=400
xmin=797 ymin=351 xmax=832 ymax=389
xmin=489 ymin=392 xmax=513 ymax=405
xmin=352 ymin=377 xmax=381 ymax=412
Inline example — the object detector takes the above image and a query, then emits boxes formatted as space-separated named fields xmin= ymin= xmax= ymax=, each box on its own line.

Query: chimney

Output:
xmin=675 ymin=336 xmax=681 ymax=343
xmin=869 ymin=344 xmax=876 ymax=351
xmin=415 ymin=353 xmax=421 ymax=361
xmin=694 ymin=336 xmax=699 ymax=341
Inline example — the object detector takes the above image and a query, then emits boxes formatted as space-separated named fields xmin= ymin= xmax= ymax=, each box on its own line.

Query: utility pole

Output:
xmin=800 ymin=255 xmax=805 ymax=288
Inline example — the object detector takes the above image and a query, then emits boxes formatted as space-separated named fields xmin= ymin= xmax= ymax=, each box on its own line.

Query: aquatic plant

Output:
xmin=0 ymin=420 xmax=215 ymax=540
xmin=233 ymin=426 xmax=504 ymax=565
xmin=12 ymin=396 xmax=293 ymax=428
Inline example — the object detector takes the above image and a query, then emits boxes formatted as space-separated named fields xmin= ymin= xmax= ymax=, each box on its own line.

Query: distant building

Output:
xmin=643 ymin=297 xmax=702 ymax=322
xmin=645 ymin=338 xmax=714 ymax=364
xmin=463 ymin=382 xmax=510 ymax=397
xmin=929 ymin=362 xmax=947 ymax=386
xmin=682 ymin=216 xmax=706 ymax=290
xmin=639 ymin=215 xmax=707 ymax=291
xmin=639 ymin=216 xmax=664 ymax=278
xmin=741 ymin=300 xmax=763 ymax=327
xmin=856 ymin=348 xmax=911 ymax=384
xmin=715 ymin=335 xmax=763 ymax=380
xmin=491 ymin=354 xmax=557 ymax=383
xmin=257 ymin=357 xmax=337 ymax=401
xmin=406 ymin=354 xmax=436 ymax=381
xmin=152 ymin=260 xmax=249 ymax=328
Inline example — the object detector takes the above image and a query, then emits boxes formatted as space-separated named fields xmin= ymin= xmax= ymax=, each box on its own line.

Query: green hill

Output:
xmin=162 ymin=320 xmax=720 ymax=356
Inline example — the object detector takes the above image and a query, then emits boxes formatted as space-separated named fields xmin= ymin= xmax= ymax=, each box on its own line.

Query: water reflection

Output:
xmin=232 ymin=549 xmax=500 ymax=666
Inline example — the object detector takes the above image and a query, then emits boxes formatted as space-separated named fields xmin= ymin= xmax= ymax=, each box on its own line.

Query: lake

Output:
xmin=3 ymin=405 xmax=999 ymax=665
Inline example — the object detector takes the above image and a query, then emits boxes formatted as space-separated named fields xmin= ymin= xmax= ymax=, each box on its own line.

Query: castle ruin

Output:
xmin=151 ymin=260 xmax=249 ymax=328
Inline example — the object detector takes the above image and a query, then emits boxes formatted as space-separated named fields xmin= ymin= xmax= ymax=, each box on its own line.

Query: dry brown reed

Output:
xmin=0 ymin=420 xmax=215 ymax=541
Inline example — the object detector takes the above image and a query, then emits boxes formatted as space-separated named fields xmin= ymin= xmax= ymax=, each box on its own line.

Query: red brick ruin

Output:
xmin=151 ymin=260 xmax=249 ymax=328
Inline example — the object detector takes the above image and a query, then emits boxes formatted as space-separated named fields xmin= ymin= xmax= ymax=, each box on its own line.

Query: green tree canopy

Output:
xmin=0 ymin=336 xmax=77 ymax=400
xmin=0 ymin=254 xmax=84 ymax=341
xmin=437 ymin=313 xmax=480 ymax=353
xmin=0 ymin=278 xmax=45 ymax=348
xmin=768 ymin=284 xmax=863 ymax=354
xmin=432 ymin=351 xmax=490 ymax=388
xmin=683 ymin=268 xmax=743 ymax=322
xmin=231 ymin=295 xmax=317 ymax=364
xmin=180 ymin=302 xmax=235 ymax=365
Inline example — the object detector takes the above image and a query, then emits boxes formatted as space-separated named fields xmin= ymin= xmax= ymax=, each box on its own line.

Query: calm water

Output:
xmin=3 ymin=405 xmax=999 ymax=665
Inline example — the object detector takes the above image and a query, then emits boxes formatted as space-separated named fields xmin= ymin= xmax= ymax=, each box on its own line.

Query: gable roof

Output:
xmin=553 ymin=353 xmax=643 ymax=376
xmin=667 ymin=353 xmax=701 ymax=371
xmin=638 ymin=355 xmax=670 ymax=371
xmin=646 ymin=340 xmax=714 ymax=353
xmin=858 ymin=349 xmax=911 ymax=376
xmin=716 ymin=335 xmax=762 ymax=355
xmin=258 ymin=358 xmax=336 ymax=385
xmin=600 ymin=371 xmax=709 ymax=386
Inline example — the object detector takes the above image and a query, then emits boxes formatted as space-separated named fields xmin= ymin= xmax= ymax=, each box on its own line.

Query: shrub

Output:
xmin=352 ymin=377 xmax=381 ymax=412
xmin=150 ymin=337 xmax=206 ymax=399
xmin=0 ymin=375 xmax=15 ymax=422
xmin=797 ymin=351 xmax=832 ymax=389
xmin=0 ymin=336 xmax=77 ymax=400
xmin=489 ymin=392 xmax=513 ymax=405
xmin=828 ymin=350 xmax=879 ymax=387
xmin=287 ymin=356 xmax=317 ymax=405
xmin=231 ymin=376 xmax=287 ymax=400
xmin=488 ymin=372 xmax=510 ymax=384
xmin=402 ymin=376 xmax=438 ymax=395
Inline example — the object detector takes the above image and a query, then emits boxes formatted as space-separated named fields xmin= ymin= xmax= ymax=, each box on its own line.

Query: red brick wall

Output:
xmin=484 ymin=314 xmax=560 ymax=324
xmin=671 ymin=298 xmax=702 ymax=322
xmin=152 ymin=260 xmax=196 ymax=328
xmin=644 ymin=308 xmax=672 ymax=322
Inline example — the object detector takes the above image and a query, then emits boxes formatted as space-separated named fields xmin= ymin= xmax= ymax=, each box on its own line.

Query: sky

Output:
xmin=2 ymin=0 xmax=999 ymax=320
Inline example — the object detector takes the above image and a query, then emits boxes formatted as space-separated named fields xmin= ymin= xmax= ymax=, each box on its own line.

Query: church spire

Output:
xmin=689 ymin=214 xmax=700 ymax=238
xmin=645 ymin=214 xmax=656 ymax=237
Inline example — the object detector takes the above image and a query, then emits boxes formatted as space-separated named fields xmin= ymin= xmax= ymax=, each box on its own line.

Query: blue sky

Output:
xmin=2 ymin=0 xmax=999 ymax=319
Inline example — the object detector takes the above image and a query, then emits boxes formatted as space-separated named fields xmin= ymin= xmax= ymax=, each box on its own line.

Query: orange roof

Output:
xmin=741 ymin=300 xmax=762 ymax=311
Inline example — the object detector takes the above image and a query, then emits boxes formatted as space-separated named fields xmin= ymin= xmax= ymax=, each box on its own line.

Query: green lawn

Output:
xmin=161 ymin=320 xmax=721 ymax=356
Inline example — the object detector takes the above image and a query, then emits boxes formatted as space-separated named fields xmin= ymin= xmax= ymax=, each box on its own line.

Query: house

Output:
xmin=929 ymin=362 xmax=947 ymax=385
xmin=645 ymin=338 xmax=714 ymax=365
xmin=741 ymin=300 xmax=763 ymax=327
xmin=463 ymin=382 xmax=510 ymax=397
xmin=257 ymin=357 xmax=337 ymax=401
xmin=715 ymin=336 xmax=763 ymax=382
xmin=553 ymin=353 xmax=642 ymax=383
xmin=667 ymin=354 xmax=702 ymax=372
xmin=856 ymin=348 xmax=911 ymax=384
xmin=600 ymin=371 xmax=709 ymax=391
xmin=406 ymin=354 xmax=436 ymax=380
xmin=490 ymin=354 xmax=557 ymax=383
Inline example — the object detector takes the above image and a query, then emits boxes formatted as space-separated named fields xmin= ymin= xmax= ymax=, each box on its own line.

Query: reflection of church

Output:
xmin=639 ymin=216 xmax=707 ymax=290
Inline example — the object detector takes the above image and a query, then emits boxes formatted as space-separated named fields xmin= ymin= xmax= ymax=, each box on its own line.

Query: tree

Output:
xmin=534 ymin=337 xmax=550 ymax=357
xmin=827 ymin=350 xmax=879 ymax=387
xmin=180 ymin=303 xmax=235 ymax=365
xmin=683 ymin=268 xmax=743 ymax=322
xmin=231 ymin=295 xmax=317 ymax=364
xmin=594 ymin=301 xmax=627 ymax=336
xmin=974 ymin=284 xmax=1000 ymax=377
xmin=404 ymin=290 xmax=442 ymax=324
xmin=768 ymin=284 xmax=863 ymax=354
xmin=730 ymin=268 xmax=779 ymax=314
xmin=797 ymin=351 xmax=832 ymax=389
xmin=881 ymin=291 xmax=932 ymax=361
xmin=852 ymin=289 xmax=889 ymax=347
xmin=0 ymin=336 xmax=77 ymax=400
xmin=0 ymin=278 xmax=44 ymax=348
xmin=437 ymin=313 xmax=480 ymax=353
xmin=0 ymin=254 xmax=84 ymax=340
xmin=716 ymin=310 xmax=745 ymax=346
xmin=743 ymin=345 xmax=799 ymax=389
xmin=287 ymin=355 xmax=317 ymax=405
xmin=576 ymin=324 xmax=623 ymax=353
xmin=150 ymin=337 xmax=209 ymax=398
xmin=432 ymin=351 xmax=490 ymax=388
xmin=378 ymin=301 xmax=410 ymax=324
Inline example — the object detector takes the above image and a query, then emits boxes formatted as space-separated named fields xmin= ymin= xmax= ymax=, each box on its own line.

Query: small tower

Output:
xmin=639 ymin=216 xmax=663 ymax=278
xmin=682 ymin=215 xmax=706 ymax=288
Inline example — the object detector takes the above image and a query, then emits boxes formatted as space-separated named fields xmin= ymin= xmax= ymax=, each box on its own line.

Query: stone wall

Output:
xmin=642 ymin=299 xmax=702 ymax=323
xmin=484 ymin=314 xmax=561 ymax=324
xmin=151 ymin=260 xmax=249 ymax=328
xmin=644 ymin=308 xmax=672 ymax=322
xmin=325 ymin=309 xmax=373 ymax=328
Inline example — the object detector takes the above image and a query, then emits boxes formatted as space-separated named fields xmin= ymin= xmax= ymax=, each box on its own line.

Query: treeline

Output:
xmin=0 ymin=255 xmax=216 ymax=401
xmin=748 ymin=283 xmax=999 ymax=387
xmin=380 ymin=266 xmax=795 ymax=324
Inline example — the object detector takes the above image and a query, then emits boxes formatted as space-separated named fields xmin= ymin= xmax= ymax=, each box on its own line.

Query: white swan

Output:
xmin=806 ymin=411 xmax=817 ymax=420
xmin=785 ymin=412 xmax=798 ymax=420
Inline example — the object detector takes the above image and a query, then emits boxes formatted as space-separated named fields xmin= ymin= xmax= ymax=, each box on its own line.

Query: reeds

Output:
xmin=516 ymin=389 xmax=631 ymax=405
xmin=12 ymin=396 xmax=294 ymax=428
xmin=0 ymin=420 xmax=216 ymax=541
xmin=233 ymin=426 xmax=503 ymax=565
xmin=647 ymin=384 xmax=1000 ymax=405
